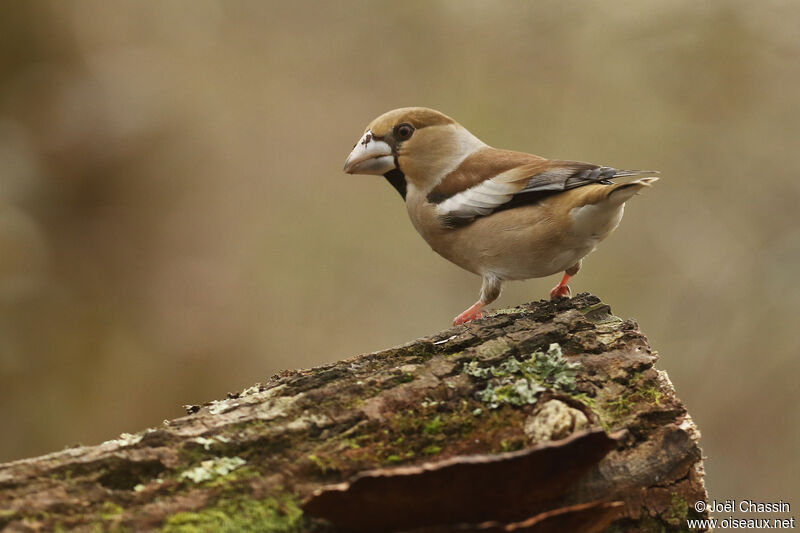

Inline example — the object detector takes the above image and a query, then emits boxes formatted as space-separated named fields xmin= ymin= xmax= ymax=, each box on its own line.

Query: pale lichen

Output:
xmin=133 ymin=478 xmax=164 ymax=492
xmin=103 ymin=432 xmax=143 ymax=448
xmin=239 ymin=385 xmax=262 ymax=397
xmin=207 ymin=399 xmax=238 ymax=416
xmin=180 ymin=456 xmax=246 ymax=484
xmin=478 ymin=378 xmax=545 ymax=409
xmin=474 ymin=338 xmax=511 ymax=359
xmin=192 ymin=436 xmax=232 ymax=451
xmin=465 ymin=343 xmax=580 ymax=409
xmin=253 ymin=394 xmax=301 ymax=421
xmin=488 ymin=306 xmax=527 ymax=316
xmin=524 ymin=400 xmax=589 ymax=441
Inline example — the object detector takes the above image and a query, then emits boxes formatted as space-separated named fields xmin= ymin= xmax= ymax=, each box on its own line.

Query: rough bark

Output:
xmin=0 ymin=294 xmax=708 ymax=532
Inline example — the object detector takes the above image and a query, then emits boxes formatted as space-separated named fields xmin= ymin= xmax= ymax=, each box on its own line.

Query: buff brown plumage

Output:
xmin=344 ymin=107 xmax=658 ymax=326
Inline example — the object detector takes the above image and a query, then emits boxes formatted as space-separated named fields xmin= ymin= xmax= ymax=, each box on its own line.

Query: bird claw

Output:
xmin=453 ymin=307 xmax=483 ymax=326
xmin=549 ymin=284 xmax=572 ymax=300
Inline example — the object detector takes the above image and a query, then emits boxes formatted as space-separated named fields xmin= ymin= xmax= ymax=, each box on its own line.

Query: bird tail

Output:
xmin=605 ymin=176 xmax=659 ymax=204
xmin=611 ymin=169 xmax=660 ymax=178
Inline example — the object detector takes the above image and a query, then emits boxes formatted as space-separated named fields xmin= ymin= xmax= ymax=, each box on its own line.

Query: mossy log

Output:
xmin=0 ymin=294 xmax=708 ymax=532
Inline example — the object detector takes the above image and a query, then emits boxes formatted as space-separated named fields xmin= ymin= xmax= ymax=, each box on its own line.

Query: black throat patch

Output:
xmin=383 ymin=168 xmax=407 ymax=200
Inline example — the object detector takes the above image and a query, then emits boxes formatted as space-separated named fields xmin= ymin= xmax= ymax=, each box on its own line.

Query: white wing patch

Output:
xmin=432 ymin=161 xmax=658 ymax=227
xmin=435 ymin=171 xmax=521 ymax=220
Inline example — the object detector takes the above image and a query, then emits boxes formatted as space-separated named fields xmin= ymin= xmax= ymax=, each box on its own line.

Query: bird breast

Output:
xmin=405 ymin=185 xmax=625 ymax=281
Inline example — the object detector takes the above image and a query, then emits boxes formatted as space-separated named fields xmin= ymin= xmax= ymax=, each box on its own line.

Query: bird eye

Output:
xmin=394 ymin=123 xmax=415 ymax=141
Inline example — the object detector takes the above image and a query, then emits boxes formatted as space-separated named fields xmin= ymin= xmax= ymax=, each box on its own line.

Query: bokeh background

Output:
xmin=1 ymin=0 xmax=797 ymax=511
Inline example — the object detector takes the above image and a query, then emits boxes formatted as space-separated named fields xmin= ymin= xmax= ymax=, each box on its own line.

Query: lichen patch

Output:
xmin=179 ymin=456 xmax=247 ymax=484
xmin=524 ymin=400 xmax=589 ymax=441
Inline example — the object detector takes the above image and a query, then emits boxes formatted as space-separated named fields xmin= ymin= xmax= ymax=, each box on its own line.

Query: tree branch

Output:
xmin=0 ymin=294 xmax=708 ymax=532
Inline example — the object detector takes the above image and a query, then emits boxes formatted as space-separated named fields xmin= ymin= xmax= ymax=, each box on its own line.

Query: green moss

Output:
xmin=665 ymin=493 xmax=689 ymax=525
xmin=422 ymin=415 xmax=444 ymax=435
xmin=639 ymin=386 xmax=664 ymax=405
xmin=100 ymin=502 xmax=124 ymax=520
xmin=161 ymin=493 xmax=305 ymax=533
xmin=320 ymin=399 xmax=490 ymax=470
xmin=310 ymin=393 xmax=534 ymax=475
xmin=391 ymin=342 xmax=437 ymax=361
xmin=572 ymin=393 xmax=596 ymax=409
xmin=179 ymin=444 xmax=215 ymax=465
xmin=423 ymin=445 xmax=442 ymax=455
xmin=498 ymin=438 xmax=525 ymax=453
xmin=599 ymin=375 xmax=666 ymax=428
xmin=607 ymin=395 xmax=633 ymax=417
xmin=0 ymin=509 xmax=17 ymax=529
xmin=341 ymin=438 xmax=361 ymax=449
xmin=385 ymin=449 xmax=415 ymax=463
xmin=50 ymin=468 xmax=73 ymax=481
xmin=205 ymin=466 xmax=259 ymax=488
xmin=307 ymin=454 xmax=335 ymax=474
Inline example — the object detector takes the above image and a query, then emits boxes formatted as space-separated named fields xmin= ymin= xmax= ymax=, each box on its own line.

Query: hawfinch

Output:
xmin=343 ymin=107 xmax=658 ymax=326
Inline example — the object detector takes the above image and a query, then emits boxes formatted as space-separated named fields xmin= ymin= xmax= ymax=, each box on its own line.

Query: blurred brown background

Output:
xmin=1 ymin=0 xmax=797 ymax=510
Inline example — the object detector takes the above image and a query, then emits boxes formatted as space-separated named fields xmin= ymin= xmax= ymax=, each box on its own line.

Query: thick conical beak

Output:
xmin=343 ymin=130 xmax=395 ymax=175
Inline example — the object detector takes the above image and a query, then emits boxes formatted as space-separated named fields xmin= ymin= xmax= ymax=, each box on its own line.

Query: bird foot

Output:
xmin=549 ymin=284 xmax=572 ymax=300
xmin=453 ymin=302 xmax=484 ymax=326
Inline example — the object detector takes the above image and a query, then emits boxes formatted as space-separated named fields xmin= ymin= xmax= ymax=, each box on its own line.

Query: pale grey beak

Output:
xmin=343 ymin=130 xmax=395 ymax=175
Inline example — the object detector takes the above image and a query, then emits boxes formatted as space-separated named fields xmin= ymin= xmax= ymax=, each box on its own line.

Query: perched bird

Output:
xmin=343 ymin=107 xmax=658 ymax=326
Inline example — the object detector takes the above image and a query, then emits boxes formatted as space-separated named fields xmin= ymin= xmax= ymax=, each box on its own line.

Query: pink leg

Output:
xmin=453 ymin=301 xmax=484 ymax=326
xmin=549 ymin=273 xmax=572 ymax=300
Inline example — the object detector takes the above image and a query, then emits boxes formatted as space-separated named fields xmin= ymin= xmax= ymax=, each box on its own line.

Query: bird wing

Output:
xmin=428 ymin=148 xmax=656 ymax=227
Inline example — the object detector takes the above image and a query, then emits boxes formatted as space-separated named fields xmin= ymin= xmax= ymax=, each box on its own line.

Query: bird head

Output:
xmin=343 ymin=107 xmax=485 ymax=195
